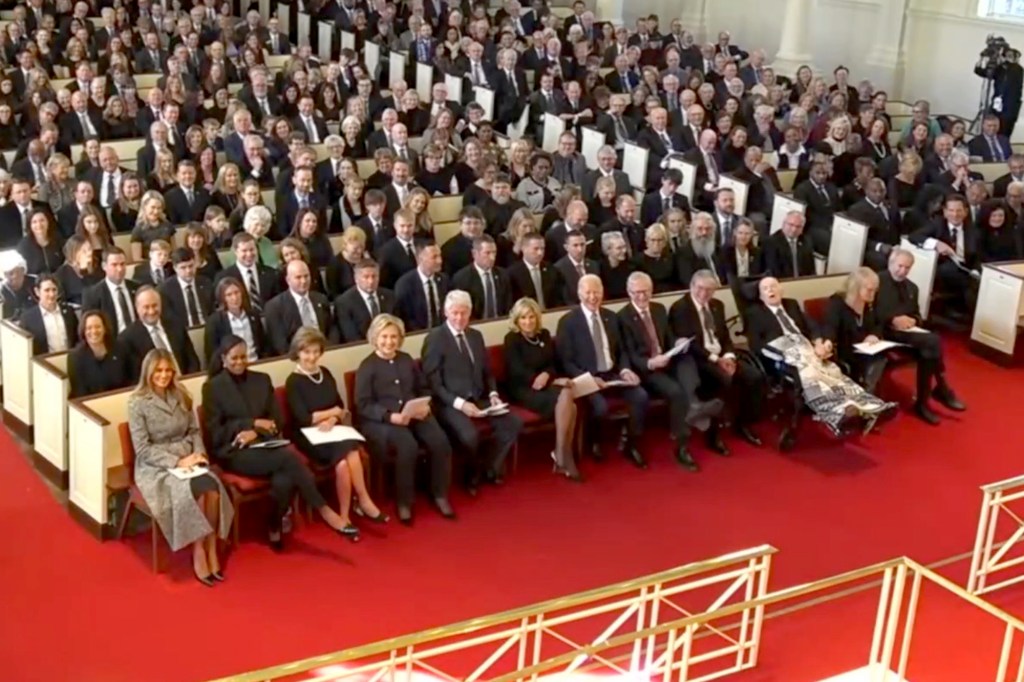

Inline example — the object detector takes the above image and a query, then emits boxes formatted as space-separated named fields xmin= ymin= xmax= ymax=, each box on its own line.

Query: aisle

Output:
xmin=0 ymin=336 xmax=1020 ymax=682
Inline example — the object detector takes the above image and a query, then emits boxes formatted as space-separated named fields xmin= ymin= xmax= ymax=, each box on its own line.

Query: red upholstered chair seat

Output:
xmin=803 ymin=297 xmax=830 ymax=324
xmin=217 ymin=471 xmax=271 ymax=493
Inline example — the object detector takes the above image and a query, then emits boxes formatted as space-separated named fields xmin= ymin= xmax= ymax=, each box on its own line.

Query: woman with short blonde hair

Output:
xmin=503 ymin=297 xmax=580 ymax=480
xmin=354 ymin=313 xmax=454 ymax=524
xmin=285 ymin=328 xmax=387 ymax=541
xmin=128 ymin=348 xmax=233 ymax=585
xmin=823 ymin=266 xmax=885 ymax=392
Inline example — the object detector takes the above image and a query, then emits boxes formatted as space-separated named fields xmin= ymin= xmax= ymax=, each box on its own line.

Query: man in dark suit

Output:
xmin=0 ymin=178 xmax=50 ymax=249
xmin=395 ymin=242 xmax=449 ymax=332
xmin=681 ymin=128 xmax=724 ymax=209
xmin=135 ymin=121 xmax=176 ymax=180
xmin=334 ymin=259 xmax=396 ymax=343
xmin=528 ymin=72 xmax=568 ymax=140
xmin=377 ymin=209 xmax=421 ymax=290
xmin=421 ymin=289 xmax=523 ymax=492
xmin=263 ymin=17 xmax=291 ymax=55
xmin=744 ymin=277 xmax=828 ymax=363
xmin=134 ymin=32 xmax=167 ymax=73
xmin=636 ymin=107 xmax=685 ymax=189
xmin=619 ymin=272 xmax=725 ymax=470
xmin=82 ymin=247 xmax=140 ymax=334
xmin=677 ymin=213 xmax=729 ymax=285
xmin=61 ymin=91 xmax=105 ymax=146
xmin=603 ymin=54 xmax=640 ymax=93
xmin=908 ymin=193 xmax=981 ymax=315
xmin=292 ymin=95 xmax=330 ymax=145
xmin=992 ymin=154 xmax=1024 ymax=198
xmin=214 ymin=232 xmax=281 ymax=309
xmin=508 ymin=233 xmax=561 ymax=310
xmin=968 ymin=115 xmax=1013 ymax=162
xmin=581 ymin=144 xmax=632 ymax=201
xmin=263 ymin=260 xmax=337 ymax=356
xmin=21 ymin=275 xmax=78 ymax=356
xmin=556 ymin=274 xmax=648 ymax=467
xmin=159 ymin=248 xmax=214 ymax=328
xmin=763 ymin=210 xmax=816 ymax=278
xmin=441 ymin=209 xmax=485 ymax=277
xmin=640 ymin=168 xmax=692 ymax=227
xmin=848 ymin=179 xmax=902 ymax=271
xmin=117 ymin=287 xmax=202 ymax=382
xmin=451 ymin=235 xmax=514 ymax=321
xmin=792 ymin=162 xmax=841 ymax=255
xmin=164 ymin=161 xmax=212 ymax=226
xmin=275 ymin=166 xmax=329 ymax=241
xmin=352 ymin=190 xmax=394 ymax=254
xmin=56 ymin=181 xmax=105 ymax=239
xmin=494 ymin=49 xmax=529 ymax=133
xmin=554 ymin=230 xmax=600 ymax=305
xmin=239 ymin=70 xmax=283 ymax=127
xmin=875 ymin=248 xmax=965 ymax=424
xmin=671 ymin=270 xmax=764 ymax=447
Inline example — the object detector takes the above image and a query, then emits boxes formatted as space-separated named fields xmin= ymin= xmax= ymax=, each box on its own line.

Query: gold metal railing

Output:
xmin=213 ymin=551 xmax=1024 ymax=682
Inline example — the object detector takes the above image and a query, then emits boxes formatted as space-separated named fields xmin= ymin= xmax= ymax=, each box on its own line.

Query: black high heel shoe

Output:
xmin=193 ymin=568 xmax=215 ymax=588
xmin=354 ymin=505 xmax=390 ymax=524
xmin=335 ymin=523 xmax=361 ymax=542
xmin=550 ymin=452 xmax=583 ymax=483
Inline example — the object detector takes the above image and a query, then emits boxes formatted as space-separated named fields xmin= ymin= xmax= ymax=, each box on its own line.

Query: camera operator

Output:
xmin=975 ymin=39 xmax=1023 ymax=137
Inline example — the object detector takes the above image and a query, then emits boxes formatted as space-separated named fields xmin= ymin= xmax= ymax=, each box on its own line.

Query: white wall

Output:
xmin=613 ymin=0 xmax=1024 ymax=138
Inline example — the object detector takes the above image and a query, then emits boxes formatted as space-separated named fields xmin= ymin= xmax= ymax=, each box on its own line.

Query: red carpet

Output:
xmin=1 ymin=336 xmax=1023 ymax=681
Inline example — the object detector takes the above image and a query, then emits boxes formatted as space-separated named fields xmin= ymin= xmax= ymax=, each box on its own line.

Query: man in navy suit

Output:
xmin=909 ymin=193 xmax=980 ymax=315
xmin=395 ymin=242 xmax=449 ymax=332
xmin=967 ymin=115 xmax=1013 ymax=162
xmin=334 ymin=259 xmax=396 ymax=343
xmin=422 ymin=289 xmax=523 ymax=493
xmin=276 ymin=166 xmax=329 ymax=240
xmin=263 ymin=260 xmax=337 ymax=356
xmin=555 ymin=274 xmax=649 ymax=467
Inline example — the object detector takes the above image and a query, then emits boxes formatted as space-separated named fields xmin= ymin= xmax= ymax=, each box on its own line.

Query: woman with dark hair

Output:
xmin=54 ymin=236 xmax=101 ymax=305
xmin=289 ymin=208 xmax=333 ymax=269
xmin=978 ymin=200 xmax=1024 ymax=262
xmin=68 ymin=310 xmax=130 ymax=398
xmin=286 ymin=328 xmax=387 ymax=541
xmin=203 ymin=277 xmax=268 ymax=364
xmin=185 ymin=224 xmax=224 ymax=282
xmin=18 ymin=209 xmax=64 ymax=275
xmin=111 ymin=173 xmax=143 ymax=234
xmin=128 ymin=348 xmax=233 ymax=586
xmin=202 ymin=335 xmax=357 ymax=550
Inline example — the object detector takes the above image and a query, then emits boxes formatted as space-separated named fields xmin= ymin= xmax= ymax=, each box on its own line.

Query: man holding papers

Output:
xmin=556 ymin=275 xmax=649 ymax=468
xmin=422 ymin=290 xmax=523 ymax=495
xmin=908 ymin=193 xmax=980 ymax=318
xmin=876 ymin=248 xmax=965 ymax=425
xmin=618 ymin=272 xmax=724 ymax=471
xmin=671 ymin=270 xmax=764 ymax=450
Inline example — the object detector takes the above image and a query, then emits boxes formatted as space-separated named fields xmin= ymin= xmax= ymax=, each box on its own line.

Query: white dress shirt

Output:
xmin=584 ymin=307 xmax=613 ymax=371
xmin=40 ymin=306 xmax=69 ymax=352
xmin=228 ymin=310 xmax=259 ymax=360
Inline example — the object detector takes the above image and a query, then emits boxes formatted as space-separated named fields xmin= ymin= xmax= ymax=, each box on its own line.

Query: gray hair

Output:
xmin=324 ymin=134 xmax=343 ymax=146
xmin=243 ymin=205 xmax=273 ymax=232
xmin=888 ymin=246 xmax=915 ymax=266
xmin=600 ymin=230 xmax=625 ymax=254
xmin=444 ymin=289 xmax=472 ymax=312
xmin=690 ymin=269 xmax=719 ymax=288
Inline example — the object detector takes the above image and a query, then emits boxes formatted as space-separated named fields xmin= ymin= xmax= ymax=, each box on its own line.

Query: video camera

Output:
xmin=978 ymin=34 xmax=1013 ymax=78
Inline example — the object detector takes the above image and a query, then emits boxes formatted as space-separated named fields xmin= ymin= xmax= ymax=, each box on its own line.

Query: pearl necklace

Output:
xmin=295 ymin=364 xmax=324 ymax=384
xmin=522 ymin=333 xmax=544 ymax=347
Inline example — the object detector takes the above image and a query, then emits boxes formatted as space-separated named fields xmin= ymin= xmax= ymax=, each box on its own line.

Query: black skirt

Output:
xmin=303 ymin=439 xmax=363 ymax=467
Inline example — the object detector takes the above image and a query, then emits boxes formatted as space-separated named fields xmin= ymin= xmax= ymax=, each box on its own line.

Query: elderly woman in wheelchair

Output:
xmin=744 ymin=276 xmax=896 ymax=442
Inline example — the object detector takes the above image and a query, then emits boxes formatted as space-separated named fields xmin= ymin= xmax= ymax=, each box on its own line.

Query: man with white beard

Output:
xmin=676 ymin=213 xmax=726 ymax=285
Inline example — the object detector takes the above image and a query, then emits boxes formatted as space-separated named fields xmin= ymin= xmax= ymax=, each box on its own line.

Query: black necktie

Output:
xmin=368 ymin=292 xmax=380 ymax=318
xmin=105 ymin=173 xmax=116 ymax=208
xmin=185 ymin=284 xmax=200 ymax=326
xmin=427 ymin=278 xmax=439 ymax=326
xmin=483 ymin=271 xmax=496 ymax=318
xmin=405 ymin=242 xmax=415 ymax=260
xmin=663 ymin=195 xmax=671 ymax=213
xmin=456 ymin=332 xmax=473 ymax=364
xmin=116 ymin=286 xmax=133 ymax=330
xmin=775 ymin=308 xmax=800 ymax=335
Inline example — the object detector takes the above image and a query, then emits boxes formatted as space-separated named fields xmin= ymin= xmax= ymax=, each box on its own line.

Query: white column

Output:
xmin=770 ymin=0 xmax=815 ymax=76
xmin=863 ymin=0 xmax=910 ymax=95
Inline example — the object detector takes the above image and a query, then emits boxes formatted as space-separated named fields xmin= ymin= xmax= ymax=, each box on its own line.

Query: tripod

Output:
xmin=970 ymin=76 xmax=995 ymax=135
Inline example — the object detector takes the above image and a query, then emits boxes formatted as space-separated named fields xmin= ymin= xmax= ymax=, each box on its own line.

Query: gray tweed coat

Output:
xmin=128 ymin=391 xmax=234 ymax=551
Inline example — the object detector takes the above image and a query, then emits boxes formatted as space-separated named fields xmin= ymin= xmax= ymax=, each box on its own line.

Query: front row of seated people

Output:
xmin=125 ymin=253 xmax=966 ymax=569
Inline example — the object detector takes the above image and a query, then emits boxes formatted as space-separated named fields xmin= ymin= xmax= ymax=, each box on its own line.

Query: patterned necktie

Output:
xmin=530 ymin=266 xmax=545 ymax=310
xmin=640 ymin=308 xmax=661 ymax=355
xmin=299 ymin=296 xmax=318 ymax=328
xmin=368 ymin=292 xmax=380 ymax=318
xmin=701 ymin=306 xmax=717 ymax=345
xmin=149 ymin=324 xmax=168 ymax=350
xmin=456 ymin=333 xmax=473 ymax=365
xmin=775 ymin=308 xmax=800 ymax=335
xmin=483 ymin=270 xmax=497 ymax=318
xmin=246 ymin=267 xmax=260 ymax=301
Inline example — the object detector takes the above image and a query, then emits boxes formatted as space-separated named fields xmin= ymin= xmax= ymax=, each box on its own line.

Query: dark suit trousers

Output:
xmin=437 ymin=403 xmax=523 ymax=476
xmin=863 ymin=247 xmax=889 ymax=272
xmin=809 ymin=226 xmax=831 ymax=256
xmin=697 ymin=356 xmax=764 ymax=425
xmin=888 ymin=328 xmax=944 ymax=399
xmin=584 ymin=374 xmax=650 ymax=439
xmin=222 ymin=446 xmax=325 ymax=524
xmin=641 ymin=356 xmax=700 ymax=439
xmin=935 ymin=259 xmax=978 ymax=312
xmin=362 ymin=416 xmax=452 ymax=506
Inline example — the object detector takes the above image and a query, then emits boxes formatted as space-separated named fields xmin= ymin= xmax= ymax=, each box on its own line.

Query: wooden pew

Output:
xmin=65 ymin=274 xmax=849 ymax=538
xmin=899 ymin=238 xmax=939 ymax=319
xmin=970 ymin=261 xmax=1024 ymax=365
xmin=0 ymin=320 xmax=34 ymax=438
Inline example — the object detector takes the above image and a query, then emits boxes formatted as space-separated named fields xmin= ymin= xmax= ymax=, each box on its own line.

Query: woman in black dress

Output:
xmin=635 ymin=224 xmax=679 ymax=293
xmin=598 ymin=231 xmax=635 ymax=301
xmin=285 ymin=328 xmax=387 ymax=540
xmin=503 ymin=298 xmax=580 ymax=481
xmin=18 ymin=209 xmax=64 ymax=275
xmin=1 ymin=256 xmax=34 ymax=322
xmin=822 ymin=267 xmax=887 ymax=393
xmin=354 ymin=314 xmax=454 ymax=525
xmin=68 ymin=311 xmax=130 ymax=398
xmin=978 ymin=200 xmax=1024 ymax=262
xmin=202 ymin=335 xmax=357 ymax=550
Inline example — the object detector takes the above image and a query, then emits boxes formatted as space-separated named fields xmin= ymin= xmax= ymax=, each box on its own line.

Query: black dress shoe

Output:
xmin=433 ymin=497 xmax=456 ymax=519
xmin=397 ymin=505 xmax=413 ymax=525
xmin=915 ymin=402 xmax=941 ymax=425
xmin=706 ymin=432 xmax=730 ymax=456
xmin=736 ymin=426 xmax=762 ymax=447
xmin=590 ymin=443 xmax=605 ymax=462
xmin=676 ymin=446 xmax=700 ymax=472
xmin=484 ymin=470 xmax=505 ymax=486
xmin=934 ymin=387 xmax=966 ymax=412
xmin=268 ymin=530 xmax=284 ymax=552
xmin=624 ymin=446 xmax=647 ymax=469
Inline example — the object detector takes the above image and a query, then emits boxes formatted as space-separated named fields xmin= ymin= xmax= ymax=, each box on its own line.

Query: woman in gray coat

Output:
xmin=128 ymin=349 xmax=234 ymax=587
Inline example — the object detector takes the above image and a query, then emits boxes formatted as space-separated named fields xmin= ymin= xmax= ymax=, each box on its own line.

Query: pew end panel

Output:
xmin=32 ymin=353 xmax=70 ymax=488
xmin=971 ymin=262 xmax=1024 ymax=366
xmin=1 ymin=319 xmax=34 ymax=437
